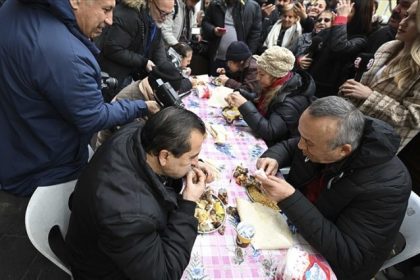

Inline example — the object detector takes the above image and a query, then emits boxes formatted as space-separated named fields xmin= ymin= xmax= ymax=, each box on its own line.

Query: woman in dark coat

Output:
xmin=225 ymin=46 xmax=315 ymax=147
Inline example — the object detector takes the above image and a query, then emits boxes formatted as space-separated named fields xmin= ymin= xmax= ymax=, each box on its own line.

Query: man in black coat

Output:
xmin=96 ymin=0 xmax=172 ymax=92
xmin=255 ymin=96 xmax=411 ymax=279
xmin=66 ymin=107 xmax=213 ymax=279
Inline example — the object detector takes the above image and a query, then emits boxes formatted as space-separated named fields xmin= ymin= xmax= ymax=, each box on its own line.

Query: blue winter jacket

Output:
xmin=0 ymin=0 xmax=148 ymax=196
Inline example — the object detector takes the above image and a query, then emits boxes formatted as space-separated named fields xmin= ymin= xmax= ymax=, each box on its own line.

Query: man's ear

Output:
xmin=69 ymin=0 xmax=80 ymax=10
xmin=158 ymin=150 xmax=170 ymax=166
xmin=340 ymin=144 xmax=352 ymax=158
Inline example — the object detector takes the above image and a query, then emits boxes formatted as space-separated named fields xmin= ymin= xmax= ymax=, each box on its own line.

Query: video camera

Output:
xmin=153 ymin=78 xmax=184 ymax=108
xmin=100 ymin=72 xmax=118 ymax=102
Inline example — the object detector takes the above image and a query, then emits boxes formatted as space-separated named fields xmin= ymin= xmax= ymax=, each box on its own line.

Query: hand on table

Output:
xmin=254 ymin=174 xmax=295 ymax=202
xmin=256 ymin=157 xmax=279 ymax=176
xmin=218 ymin=74 xmax=229 ymax=85
xmin=339 ymin=79 xmax=373 ymax=100
xmin=183 ymin=167 xmax=206 ymax=202
xmin=225 ymin=91 xmax=247 ymax=108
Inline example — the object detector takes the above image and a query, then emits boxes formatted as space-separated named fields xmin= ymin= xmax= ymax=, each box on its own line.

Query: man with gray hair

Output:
xmin=256 ymin=96 xmax=411 ymax=279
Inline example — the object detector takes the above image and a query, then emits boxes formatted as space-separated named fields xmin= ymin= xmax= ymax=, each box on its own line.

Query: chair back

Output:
xmin=25 ymin=180 xmax=76 ymax=276
xmin=381 ymin=191 xmax=420 ymax=270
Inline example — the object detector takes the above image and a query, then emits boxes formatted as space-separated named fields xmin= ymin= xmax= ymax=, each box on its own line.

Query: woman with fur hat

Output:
xmin=225 ymin=46 xmax=315 ymax=146
xmin=216 ymin=41 xmax=260 ymax=94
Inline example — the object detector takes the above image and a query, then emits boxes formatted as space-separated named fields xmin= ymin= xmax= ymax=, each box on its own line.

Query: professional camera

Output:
xmin=153 ymin=78 xmax=184 ymax=108
xmin=100 ymin=72 xmax=118 ymax=102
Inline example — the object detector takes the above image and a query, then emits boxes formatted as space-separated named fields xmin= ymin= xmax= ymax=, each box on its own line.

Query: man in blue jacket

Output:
xmin=0 ymin=0 xmax=159 ymax=196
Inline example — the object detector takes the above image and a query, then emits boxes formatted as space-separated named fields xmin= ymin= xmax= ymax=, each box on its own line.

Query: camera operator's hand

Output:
xmin=182 ymin=167 xmax=206 ymax=202
xmin=146 ymin=60 xmax=155 ymax=72
xmin=145 ymin=101 xmax=160 ymax=114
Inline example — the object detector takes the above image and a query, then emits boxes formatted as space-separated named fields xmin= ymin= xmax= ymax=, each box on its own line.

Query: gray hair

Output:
xmin=307 ymin=96 xmax=365 ymax=150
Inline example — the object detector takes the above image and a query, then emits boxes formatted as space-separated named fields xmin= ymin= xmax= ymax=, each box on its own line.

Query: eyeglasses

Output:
xmin=151 ymin=0 xmax=173 ymax=19
xmin=316 ymin=17 xmax=331 ymax=23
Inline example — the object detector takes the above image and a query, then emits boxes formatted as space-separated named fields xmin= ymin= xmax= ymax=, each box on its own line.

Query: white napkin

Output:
xmin=207 ymin=86 xmax=233 ymax=108
xmin=236 ymin=198 xmax=294 ymax=250
xmin=206 ymin=123 xmax=227 ymax=144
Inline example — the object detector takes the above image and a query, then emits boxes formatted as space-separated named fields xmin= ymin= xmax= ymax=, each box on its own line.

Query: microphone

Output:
xmin=354 ymin=53 xmax=375 ymax=82
xmin=304 ymin=36 xmax=323 ymax=58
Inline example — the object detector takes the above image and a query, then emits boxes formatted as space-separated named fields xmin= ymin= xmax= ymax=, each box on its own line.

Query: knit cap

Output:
xmin=255 ymin=46 xmax=295 ymax=78
xmin=226 ymin=41 xmax=252 ymax=62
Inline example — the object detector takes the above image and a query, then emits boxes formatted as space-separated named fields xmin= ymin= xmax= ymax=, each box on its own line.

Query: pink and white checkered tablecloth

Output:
xmin=181 ymin=87 xmax=336 ymax=280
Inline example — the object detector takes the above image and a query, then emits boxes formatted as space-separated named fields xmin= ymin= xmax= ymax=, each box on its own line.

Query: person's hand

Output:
xmin=254 ymin=174 xmax=295 ymax=202
xmin=145 ymin=101 xmax=160 ymax=114
xmin=339 ymin=79 xmax=373 ymax=100
xmin=182 ymin=67 xmax=192 ymax=77
xmin=195 ymin=161 xmax=215 ymax=183
xmin=146 ymin=60 xmax=155 ymax=72
xmin=182 ymin=167 xmax=206 ymax=202
xmin=261 ymin=3 xmax=276 ymax=17
xmin=294 ymin=2 xmax=308 ymax=20
xmin=256 ymin=157 xmax=279 ymax=176
xmin=298 ymin=55 xmax=313 ymax=70
xmin=335 ymin=0 xmax=354 ymax=17
xmin=225 ymin=91 xmax=247 ymax=107
xmin=216 ymin=68 xmax=226 ymax=75
xmin=214 ymin=27 xmax=227 ymax=37
xmin=218 ymin=74 xmax=229 ymax=85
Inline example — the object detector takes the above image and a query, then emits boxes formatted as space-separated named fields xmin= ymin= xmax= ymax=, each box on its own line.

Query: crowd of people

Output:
xmin=0 ymin=0 xmax=419 ymax=279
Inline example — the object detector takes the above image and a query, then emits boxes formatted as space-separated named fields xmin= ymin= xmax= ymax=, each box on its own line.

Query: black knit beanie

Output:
xmin=225 ymin=41 xmax=252 ymax=62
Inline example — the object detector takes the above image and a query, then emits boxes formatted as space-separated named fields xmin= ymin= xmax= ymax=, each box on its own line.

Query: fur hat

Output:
xmin=148 ymin=61 xmax=183 ymax=92
xmin=255 ymin=46 xmax=295 ymax=78
xmin=226 ymin=41 xmax=252 ymax=62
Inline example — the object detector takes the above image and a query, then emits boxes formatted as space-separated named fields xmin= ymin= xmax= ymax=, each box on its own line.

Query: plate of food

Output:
xmin=222 ymin=106 xmax=241 ymax=124
xmin=233 ymin=165 xmax=280 ymax=211
xmin=210 ymin=76 xmax=223 ymax=86
xmin=194 ymin=190 xmax=226 ymax=233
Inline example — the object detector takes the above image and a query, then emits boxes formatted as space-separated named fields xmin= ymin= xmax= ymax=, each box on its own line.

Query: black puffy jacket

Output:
xmin=261 ymin=117 xmax=411 ymax=279
xmin=96 ymin=1 xmax=168 ymax=87
xmin=238 ymin=70 xmax=315 ymax=147
xmin=66 ymin=122 xmax=198 ymax=280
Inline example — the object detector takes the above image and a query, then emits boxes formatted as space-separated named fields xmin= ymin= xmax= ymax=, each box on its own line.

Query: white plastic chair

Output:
xmin=381 ymin=191 xmax=420 ymax=270
xmin=25 ymin=180 xmax=77 ymax=277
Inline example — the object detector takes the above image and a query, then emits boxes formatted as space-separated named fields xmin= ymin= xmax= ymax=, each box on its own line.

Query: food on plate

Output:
xmin=217 ymin=188 xmax=228 ymax=204
xmin=194 ymin=189 xmax=226 ymax=233
xmin=211 ymin=76 xmax=223 ymax=86
xmin=222 ymin=106 xmax=241 ymax=124
xmin=232 ymin=165 xmax=280 ymax=211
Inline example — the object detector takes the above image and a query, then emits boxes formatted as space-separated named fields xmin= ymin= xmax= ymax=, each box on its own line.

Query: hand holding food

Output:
xmin=183 ymin=167 xmax=206 ymax=202
xmin=254 ymin=175 xmax=295 ymax=203
xmin=256 ymin=158 xmax=279 ymax=176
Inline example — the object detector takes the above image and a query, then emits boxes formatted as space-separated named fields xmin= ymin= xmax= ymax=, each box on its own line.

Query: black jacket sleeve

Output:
xmin=239 ymin=97 xmax=304 ymax=144
xmin=98 ymin=199 xmax=198 ymax=280
xmin=101 ymin=15 xmax=148 ymax=70
xmin=328 ymin=25 xmax=367 ymax=56
xmin=260 ymin=137 xmax=299 ymax=167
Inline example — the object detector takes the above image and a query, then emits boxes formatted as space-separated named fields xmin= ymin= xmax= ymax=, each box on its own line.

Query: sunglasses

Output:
xmin=151 ymin=0 xmax=173 ymax=19
xmin=316 ymin=17 xmax=332 ymax=23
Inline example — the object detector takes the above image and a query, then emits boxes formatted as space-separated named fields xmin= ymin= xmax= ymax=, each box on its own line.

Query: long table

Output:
xmin=181 ymin=87 xmax=336 ymax=280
